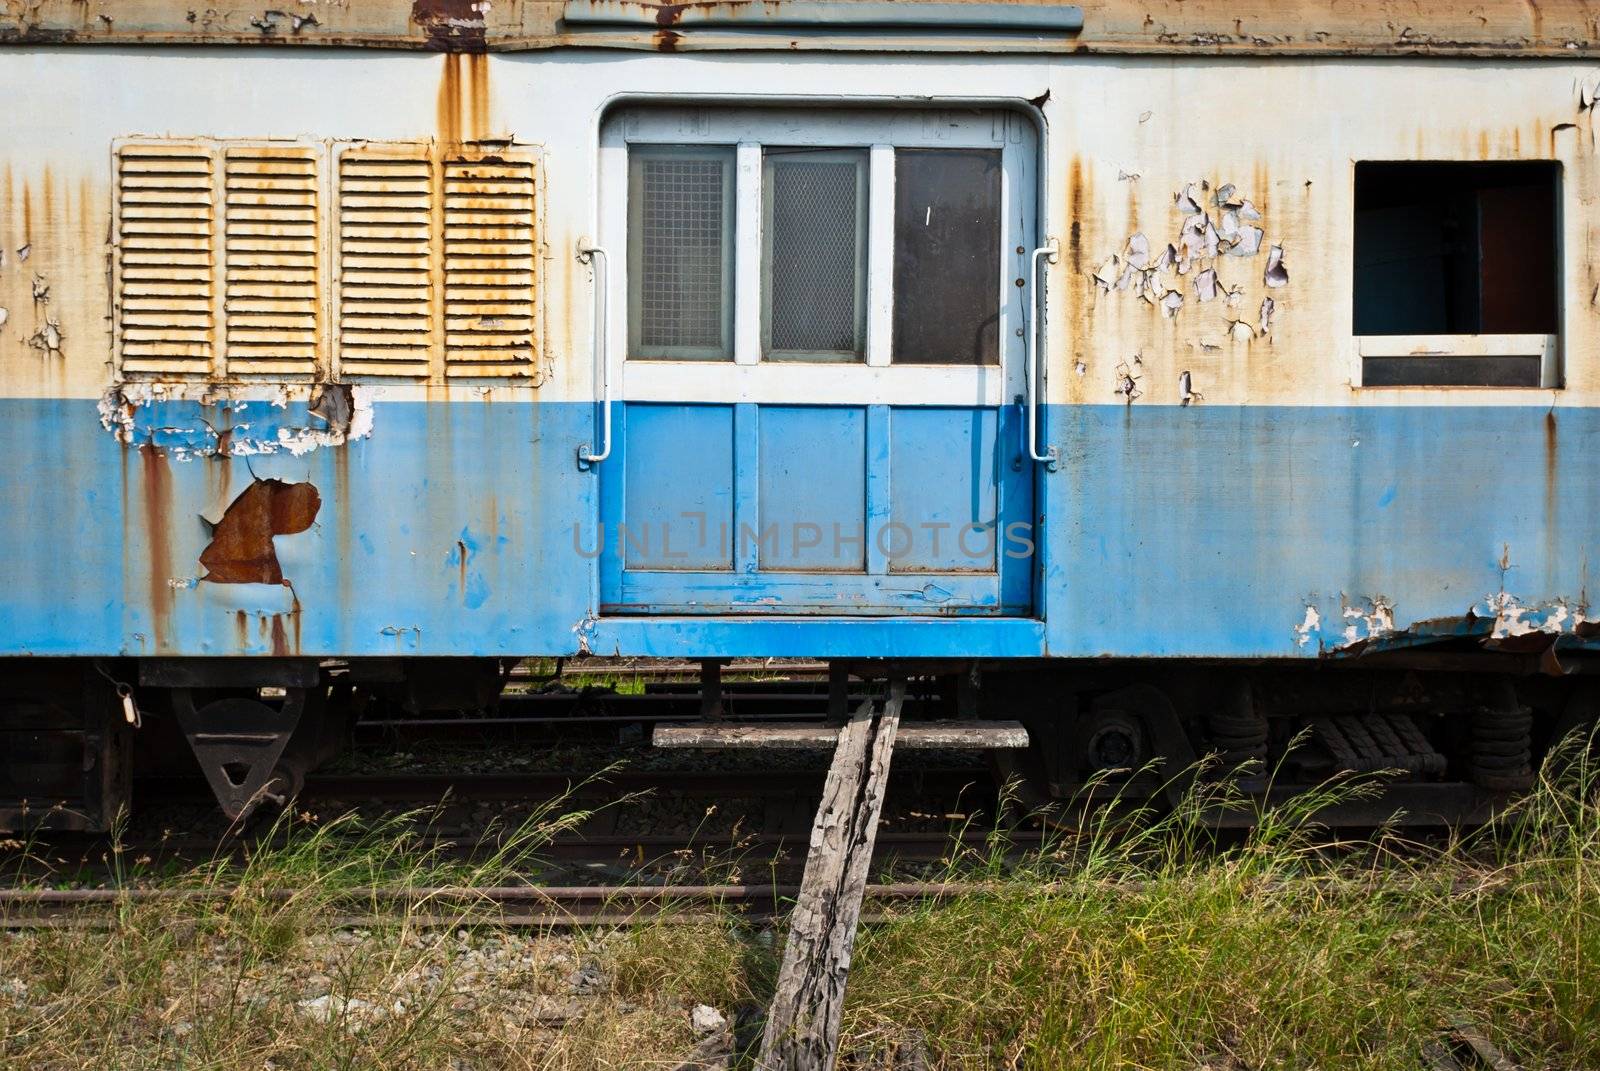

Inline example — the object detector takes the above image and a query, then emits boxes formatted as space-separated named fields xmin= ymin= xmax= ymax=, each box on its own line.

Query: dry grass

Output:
xmin=1 ymin=738 xmax=1596 ymax=1070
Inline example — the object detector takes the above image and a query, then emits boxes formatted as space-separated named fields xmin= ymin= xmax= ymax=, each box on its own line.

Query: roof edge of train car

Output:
xmin=6 ymin=0 xmax=1600 ymax=59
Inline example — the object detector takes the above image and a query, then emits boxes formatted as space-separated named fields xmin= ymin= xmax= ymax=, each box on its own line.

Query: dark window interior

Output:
xmin=892 ymin=149 xmax=1002 ymax=365
xmin=1353 ymin=161 xmax=1559 ymax=336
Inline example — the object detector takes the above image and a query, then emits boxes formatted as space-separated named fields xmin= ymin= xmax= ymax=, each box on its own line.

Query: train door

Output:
xmin=590 ymin=106 xmax=1042 ymax=616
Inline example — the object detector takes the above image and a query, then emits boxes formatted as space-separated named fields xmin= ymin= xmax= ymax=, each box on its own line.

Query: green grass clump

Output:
xmin=842 ymin=742 xmax=1600 ymax=1070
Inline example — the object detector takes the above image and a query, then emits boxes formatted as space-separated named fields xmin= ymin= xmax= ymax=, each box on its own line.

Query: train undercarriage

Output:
xmin=2 ymin=655 xmax=1596 ymax=832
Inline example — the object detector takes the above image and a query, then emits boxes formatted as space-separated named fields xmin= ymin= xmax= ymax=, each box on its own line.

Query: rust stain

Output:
xmin=439 ymin=52 xmax=461 ymax=144
xmin=39 ymin=166 xmax=53 ymax=240
xmin=75 ymin=177 xmax=93 ymax=264
xmin=270 ymin=614 xmax=289 ymax=657
xmin=410 ymin=0 xmax=486 ymax=52
xmin=457 ymin=537 xmax=469 ymax=596
xmin=333 ymin=438 xmax=352 ymax=631
xmin=1545 ymin=407 xmax=1560 ymax=587
xmin=234 ymin=609 xmax=249 ymax=650
xmin=139 ymin=444 xmax=174 ymax=650
xmin=654 ymin=27 xmax=682 ymax=50
xmin=199 ymin=478 xmax=322 ymax=585
xmin=467 ymin=52 xmax=489 ymax=140
xmin=437 ymin=52 xmax=490 ymax=145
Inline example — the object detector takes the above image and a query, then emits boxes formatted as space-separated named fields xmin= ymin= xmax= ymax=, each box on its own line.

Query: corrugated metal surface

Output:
xmin=333 ymin=144 xmax=541 ymax=379
xmin=116 ymin=143 xmax=215 ymax=375
xmin=443 ymin=155 xmax=539 ymax=377
xmin=335 ymin=146 xmax=436 ymax=378
xmin=223 ymin=147 xmax=321 ymax=376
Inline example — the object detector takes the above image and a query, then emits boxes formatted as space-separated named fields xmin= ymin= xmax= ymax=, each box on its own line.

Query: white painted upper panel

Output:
xmin=1 ymin=48 xmax=1599 ymax=408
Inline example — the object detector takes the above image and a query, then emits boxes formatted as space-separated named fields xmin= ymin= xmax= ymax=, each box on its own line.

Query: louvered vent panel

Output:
xmin=118 ymin=145 xmax=215 ymax=374
xmin=337 ymin=153 xmax=433 ymax=377
xmin=443 ymin=157 xmax=537 ymax=377
xmin=224 ymin=149 xmax=320 ymax=375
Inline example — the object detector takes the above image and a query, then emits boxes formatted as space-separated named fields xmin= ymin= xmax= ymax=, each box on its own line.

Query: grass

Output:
xmin=1 ymin=738 xmax=1596 ymax=1070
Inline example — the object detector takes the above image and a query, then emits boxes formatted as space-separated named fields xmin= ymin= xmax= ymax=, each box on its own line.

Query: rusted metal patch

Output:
xmin=411 ymin=0 xmax=488 ymax=51
xmin=199 ymin=478 xmax=321 ymax=585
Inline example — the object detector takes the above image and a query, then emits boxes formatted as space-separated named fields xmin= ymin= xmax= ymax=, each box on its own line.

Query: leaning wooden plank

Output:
xmin=653 ymin=719 xmax=1027 ymax=750
xmin=759 ymin=682 xmax=904 ymax=1071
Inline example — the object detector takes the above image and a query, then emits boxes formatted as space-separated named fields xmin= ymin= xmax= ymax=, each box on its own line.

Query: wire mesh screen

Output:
xmin=638 ymin=156 xmax=729 ymax=352
xmin=767 ymin=158 xmax=863 ymax=355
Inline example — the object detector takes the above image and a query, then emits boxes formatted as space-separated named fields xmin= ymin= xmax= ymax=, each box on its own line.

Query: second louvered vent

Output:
xmin=337 ymin=153 xmax=434 ymax=377
xmin=117 ymin=145 xmax=216 ymax=375
xmin=443 ymin=157 xmax=537 ymax=377
xmin=223 ymin=148 xmax=320 ymax=375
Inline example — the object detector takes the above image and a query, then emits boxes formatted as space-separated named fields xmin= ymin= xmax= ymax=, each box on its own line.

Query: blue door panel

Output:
xmin=622 ymin=404 xmax=735 ymax=570
xmin=758 ymin=406 xmax=868 ymax=571
xmin=889 ymin=406 xmax=999 ymax=573
xmin=601 ymin=401 xmax=1034 ymax=616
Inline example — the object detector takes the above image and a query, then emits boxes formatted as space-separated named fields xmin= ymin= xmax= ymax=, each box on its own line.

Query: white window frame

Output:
xmin=1349 ymin=158 xmax=1565 ymax=391
xmin=599 ymin=106 xmax=1035 ymax=407
xmin=1356 ymin=333 xmax=1558 ymax=389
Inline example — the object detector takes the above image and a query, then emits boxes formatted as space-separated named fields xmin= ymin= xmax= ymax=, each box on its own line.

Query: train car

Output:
xmin=3 ymin=0 xmax=1599 ymax=828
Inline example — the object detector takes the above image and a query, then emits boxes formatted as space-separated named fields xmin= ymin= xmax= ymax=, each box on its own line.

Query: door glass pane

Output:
xmin=892 ymin=149 xmax=1002 ymax=366
xmin=629 ymin=147 xmax=734 ymax=360
xmin=763 ymin=149 xmax=867 ymax=360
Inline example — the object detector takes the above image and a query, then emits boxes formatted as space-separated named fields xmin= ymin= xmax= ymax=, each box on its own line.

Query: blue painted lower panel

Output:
xmin=0 ymin=398 xmax=1592 ymax=659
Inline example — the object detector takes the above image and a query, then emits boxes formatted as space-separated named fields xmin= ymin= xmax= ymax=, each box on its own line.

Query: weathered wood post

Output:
xmin=757 ymin=679 xmax=905 ymax=1071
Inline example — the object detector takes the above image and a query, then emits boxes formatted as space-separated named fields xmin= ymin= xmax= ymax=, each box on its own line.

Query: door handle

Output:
xmin=1025 ymin=240 xmax=1060 ymax=470
xmin=576 ymin=240 xmax=611 ymax=466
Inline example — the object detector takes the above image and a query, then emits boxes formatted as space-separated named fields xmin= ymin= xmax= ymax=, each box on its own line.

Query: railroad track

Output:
xmin=0 ymin=880 xmax=968 ymax=930
xmin=299 ymin=766 xmax=992 ymax=801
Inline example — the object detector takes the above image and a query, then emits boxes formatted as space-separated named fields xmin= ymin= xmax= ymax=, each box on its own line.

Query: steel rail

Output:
xmin=0 ymin=881 xmax=976 ymax=929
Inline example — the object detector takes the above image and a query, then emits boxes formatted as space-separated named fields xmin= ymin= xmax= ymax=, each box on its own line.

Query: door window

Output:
xmin=763 ymin=148 xmax=868 ymax=361
xmin=892 ymin=148 xmax=1002 ymax=366
xmin=627 ymin=146 xmax=736 ymax=360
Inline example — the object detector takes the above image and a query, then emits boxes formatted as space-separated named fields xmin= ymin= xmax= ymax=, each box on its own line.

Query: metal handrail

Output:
xmin=1025 ymin=240 xmax=1060 ymax=469
xmin=576 ymin=241 xmax=611 ymax=465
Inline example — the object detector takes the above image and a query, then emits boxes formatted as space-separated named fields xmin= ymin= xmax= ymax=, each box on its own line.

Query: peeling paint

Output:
xmin=26 ymin=318 xmax=61 ymax=356
xmin=1341 ymin=595 xmax=1395 ymax=646
xmin=1177 ymin=369 xmax=1202 ymax=406
xmin=99 ymin=383 xmax=374 ymax=461
xmin=1294 ymin=604 xmax=1321 ymax=648
xmin=1114 ymin=359 xmax=1143 ymax=402
xmin=1482 ymin=591 xmax=1588 ymax=639
xmin=1092 ymin=179 xmax=1286 ymax=347
xmin=1264 ymin=244 xmax=1290 ymax=287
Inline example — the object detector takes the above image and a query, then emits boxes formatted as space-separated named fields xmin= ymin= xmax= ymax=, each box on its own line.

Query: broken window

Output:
xmin=762 ymin=148 xmax=867 ymax=361
xmin=1353 ymin=161 xmax=1560 ymax=387
xmin=892 ymin=149 xmax=1002 ymax=366
xmin=628 ymin=146 xmax=736 ymax=360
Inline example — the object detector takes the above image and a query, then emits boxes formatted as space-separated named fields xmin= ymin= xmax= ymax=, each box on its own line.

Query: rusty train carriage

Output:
xmin=4 ymin=0 xmax=1600 ymax=826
